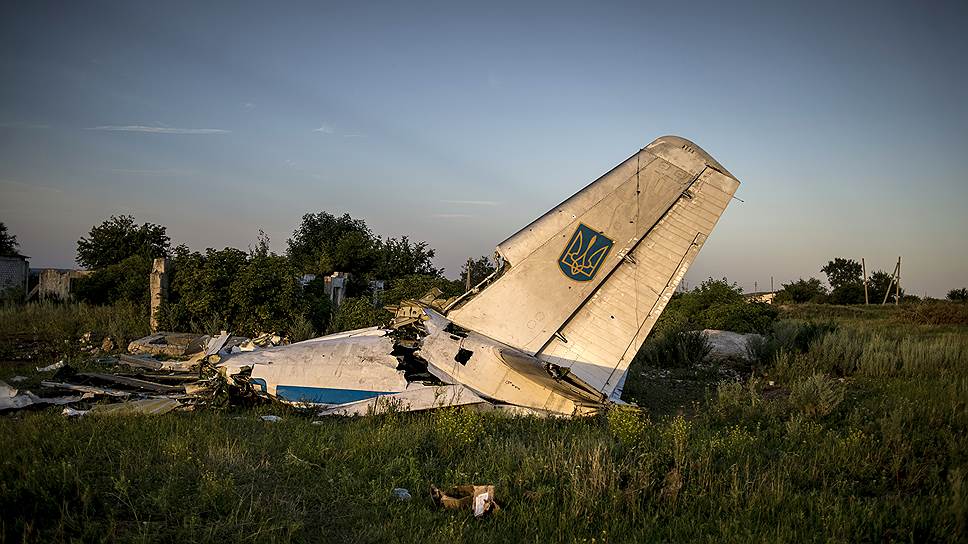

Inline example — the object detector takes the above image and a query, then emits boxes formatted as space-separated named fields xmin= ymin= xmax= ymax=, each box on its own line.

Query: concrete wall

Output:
xmin=0 ymin=256 xmax=29 ymax=298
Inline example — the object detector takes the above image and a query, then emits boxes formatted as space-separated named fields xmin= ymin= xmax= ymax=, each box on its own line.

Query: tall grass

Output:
xmin=0 ymin=301 xmax=149 ymax=361
xmin=1 ymin=302 xmax=966 ymax=542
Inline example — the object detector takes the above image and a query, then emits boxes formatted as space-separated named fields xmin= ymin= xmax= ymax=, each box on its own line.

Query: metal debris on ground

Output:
xmin=430 ymin=484 xmax=500 ymax=517
xmin=260 ymin=415 xmax=282 ymax=422
xmin=36 ymin=360 xmax=65 ymax=372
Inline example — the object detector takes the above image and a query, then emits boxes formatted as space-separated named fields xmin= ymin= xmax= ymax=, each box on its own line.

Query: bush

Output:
xmin=329 ymin=297 xmax=385 ymax=333
xmin=746 ymin=320 xmax=838 ymax=366
xmin=73 ymin=254 xmax=152 ymax=305
xmin=789 ymin=374 xmax=844 ymax=418
xmin=948 ymin=288 xmax=968 ymax=302
xmin=635 ymin=330 xmax=711 ymax=368
xmin=159 ymin=245 xmax=323 ymax=337
xmin=655 ymin=278 xmax=778 ymax=336
xmin=829 ymin=284 xmax=866 ymax=305
xmin=774 ymin=278 xmax=828 ymax=304
xmin=895 ymin=302 xmax=968 ymax=326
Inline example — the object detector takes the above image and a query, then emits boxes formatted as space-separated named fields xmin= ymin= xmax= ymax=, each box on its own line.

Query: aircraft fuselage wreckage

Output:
xmin=219 ymin=136 xmax=741 ymax=416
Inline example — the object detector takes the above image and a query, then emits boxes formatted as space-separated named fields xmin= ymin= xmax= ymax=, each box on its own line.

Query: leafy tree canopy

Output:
xmin=460 ymin=255 xmax=498 ymax=290
xmin=948 ymin=288 xmax=968 ymax=302
xmin=867 ymin=270 xmax=904 ymax=304
xmin=0 ymin=222 xmax=20 ymax=256
xmin=775 ymin=278 xmax=828 ymax=304
xmin=821 ymin=258 xmax=862 ymax=290
xmin=286 ymin=211 xmax=441 ymax=282
xmin=76 ymin=215 xmax=170 ymax=269
xmin=286 ymin=212 xmax=371 ymax=275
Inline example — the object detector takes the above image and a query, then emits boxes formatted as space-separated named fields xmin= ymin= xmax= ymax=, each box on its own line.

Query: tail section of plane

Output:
xmin=446 ymin=136 xmax=740 ymax=398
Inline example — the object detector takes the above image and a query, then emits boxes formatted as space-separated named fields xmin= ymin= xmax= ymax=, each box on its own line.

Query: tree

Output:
xmin=371 ymin=236 xmax=441 ymax=281
xmin=0 ymin=222 xmax=20 ymax=256
xmin=829 ymin=283 xmax=865 ymax=305
xmin=460 ymin=255 xmax=497 ymax=289
xmin=867 ymin=270 xmax=904 ymax=304
xmin=821 ymin=258 xmax=862 ymax=290
xmin=286 ymin=212 xmax=371 ymax=275
xmin=947 ymin=288 xmax=968 ymax=302
xmin=76 ymin=215 xmax=170 ymax=269
xmin=775 ymin=278 xmax=828 ymax=304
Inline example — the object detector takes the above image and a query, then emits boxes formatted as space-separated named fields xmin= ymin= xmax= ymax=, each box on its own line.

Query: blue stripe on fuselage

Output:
xmin=274 ymin=385 xmax=386 ymax=404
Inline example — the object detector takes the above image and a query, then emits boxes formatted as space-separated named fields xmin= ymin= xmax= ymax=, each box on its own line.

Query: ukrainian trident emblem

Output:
xmin=558 ymin=224 xmax=614 ymax=282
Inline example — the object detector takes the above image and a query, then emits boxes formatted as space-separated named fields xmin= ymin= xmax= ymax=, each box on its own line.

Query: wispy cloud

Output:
xmin=0 ymin=122 xmax=49 ymax=129
xmin=343 ymin=133 xmax=366 ymax=138
xmin=432 ymin=213 xmax=474 ymax=219
xmin=107 ymin=168 xmax=194 ymax=176
xmin=440 ymin=199 xmax=500 ymax=206
xmin=242 ymin=102 xmax=255 ymax=110
xmin=88 ymin=125 xmax=229 ymax=134
xmin=313 ymin=124 xmax=334 ymax=134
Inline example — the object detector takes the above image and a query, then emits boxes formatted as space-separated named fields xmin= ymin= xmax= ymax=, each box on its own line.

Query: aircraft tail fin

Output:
xmin=446 ymin=136 xmax=740 ymax=397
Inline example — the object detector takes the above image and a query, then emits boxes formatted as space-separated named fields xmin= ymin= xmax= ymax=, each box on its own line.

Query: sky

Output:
xmin=1 ymin=0 xmax=965 ymax=297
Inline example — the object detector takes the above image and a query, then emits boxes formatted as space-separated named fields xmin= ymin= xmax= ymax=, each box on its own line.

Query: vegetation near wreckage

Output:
xmin=2 ymin=303 xmax=967 ymax=542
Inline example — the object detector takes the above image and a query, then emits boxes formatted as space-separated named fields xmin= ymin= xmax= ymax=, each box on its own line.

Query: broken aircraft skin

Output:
xmin=219 ymin=135 xmax=741 ymax=416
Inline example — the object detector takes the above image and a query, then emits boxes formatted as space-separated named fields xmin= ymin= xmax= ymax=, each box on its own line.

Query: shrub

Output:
xmin=607 ymin=406 xmax=650 ymax=444
xmin=948 ymin=288 xmax=968 ymax=302
xmin=635 ymin=330 xmax=711 ymax=368
xmin=895 ymin=302 xmax=968 ymax=326
xmin=829 ymin=284 xmax=866 ymax=305
xmin=789 ymin=374 xmax=844 ymax=417
xmin=328 ymin=297 xmax=385 ymax=333
xmin=774 ymin=278 xmax=828 ymax=304
xmin=746 ymin=320 xmax=838 ymax=366
xmin=655 ymin=278 xmax=779 ymax=336
xmin=73 ymin=254 xmax=152 ymax=305
xmin=433 ymin=406 xmax=485 ymax=449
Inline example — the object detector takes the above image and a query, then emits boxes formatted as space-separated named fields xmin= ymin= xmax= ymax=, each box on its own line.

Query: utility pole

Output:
xmin=862 ymin=258 xmax=869 ymax=305
xmin=895 ymin=256 xmax=901 ymax=305
xmin=882 ymin=258 xmax=900 ymax=305
xmin=465 ymin=258 xmax=473 ymax=293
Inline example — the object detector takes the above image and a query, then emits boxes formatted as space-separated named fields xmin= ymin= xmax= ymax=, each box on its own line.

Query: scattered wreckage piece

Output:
xmin=431 ymin=484 xmax=500 ymax=517
xmin=1 ymin=380 xmax=85 ymax=411
xmin=219 ymin=328 xmax=411 ymax=406
xmin=78 ymin=372 xmax=185 ymax=394
xmin=40 ymin=381 xmax=132 ymax=398
xmin=36 ymin=361 xmax=66 ymax=372
xmin=127 ymin=332 xmax=210 ymax=358
xmin=702 ymin=329 xmax=764 ymax=361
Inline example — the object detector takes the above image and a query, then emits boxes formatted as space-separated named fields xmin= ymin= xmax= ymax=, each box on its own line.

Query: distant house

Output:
xmin=0 ymin=254 xmax=30 ymax=299
xmin=744 ymin=291 xmax=776 ymax=304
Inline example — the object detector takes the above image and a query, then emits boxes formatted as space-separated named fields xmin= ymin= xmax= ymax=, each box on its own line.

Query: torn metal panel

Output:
xmin=316 ymin=385 xmax=484 ymax=416
xmin=116 ymin=354 xmax=164 ymax=370
xmin=127 ymin=332 xmax=209 ymax=357
xmin=1 ymin=380 xmax=85 ymax=411
xmin=78 ymin=373 xmax=184 ymax=394
xmin=219 ymin=330 xmax=407 ymax=406
xmin=40 ymin=381 xmax=132 ymax=397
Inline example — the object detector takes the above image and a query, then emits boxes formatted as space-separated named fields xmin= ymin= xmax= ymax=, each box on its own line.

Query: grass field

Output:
xmin=1 ymin=303 xmax=966 ymax=542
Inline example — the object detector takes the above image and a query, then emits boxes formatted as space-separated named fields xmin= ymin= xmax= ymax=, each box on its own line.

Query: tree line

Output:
xmin=30 ymin=214 xmax=496 ymax=337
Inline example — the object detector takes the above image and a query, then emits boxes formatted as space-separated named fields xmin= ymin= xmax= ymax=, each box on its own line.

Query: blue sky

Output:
xmin=1 ymin=0 xmax=965 ymax=296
